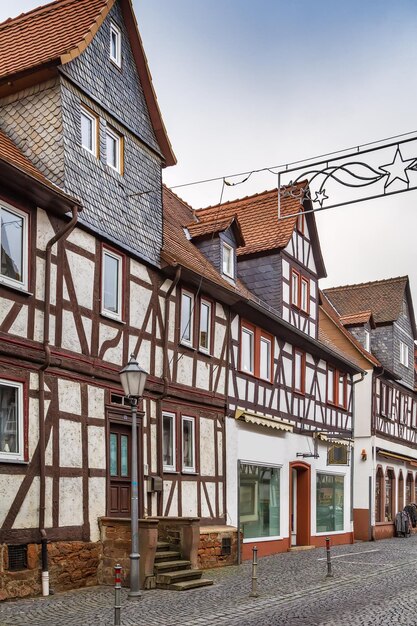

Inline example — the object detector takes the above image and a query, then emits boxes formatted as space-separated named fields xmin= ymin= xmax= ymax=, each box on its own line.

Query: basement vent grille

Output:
xmin=221 ymin=537 xmax=231 ymax=556
xmin=8 ymin=545 xmax=28 ymax=571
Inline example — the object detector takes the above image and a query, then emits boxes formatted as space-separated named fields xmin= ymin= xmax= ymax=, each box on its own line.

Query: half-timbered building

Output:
xmin=323 ymin=277 xmax=417 ymax=541
xmin=184 ymin=189 xmax=364 ymax=558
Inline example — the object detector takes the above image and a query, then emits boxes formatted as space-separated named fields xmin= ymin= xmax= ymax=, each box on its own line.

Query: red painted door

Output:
xmin=109 ymin=423 xmax=131 ymax=517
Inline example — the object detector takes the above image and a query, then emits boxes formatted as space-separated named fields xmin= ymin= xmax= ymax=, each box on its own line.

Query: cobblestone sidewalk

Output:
xmin=1 ymin=537 xmax=417 ymax=625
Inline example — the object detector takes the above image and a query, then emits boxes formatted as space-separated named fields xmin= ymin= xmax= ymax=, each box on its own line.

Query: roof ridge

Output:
xmin=198 ymin=187 xmax=279 ymax=211
xmin=324 ymin=275 xmax=408 ymax=292
xmin=0 ymin=0 xmax=96 ymax=30
xmin=163 ymin=185 xmax=195 ymax=214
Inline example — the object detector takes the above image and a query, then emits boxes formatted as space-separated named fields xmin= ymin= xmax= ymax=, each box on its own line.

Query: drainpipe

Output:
xmin=39 ymin=206 xmax=79 ymax=595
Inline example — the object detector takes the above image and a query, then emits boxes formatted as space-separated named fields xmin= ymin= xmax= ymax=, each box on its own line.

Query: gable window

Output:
xmin=327 ymin=367 xmax=347 ymax=408
xmin=106 ymin=127 xmax=123 ymax=174
xmin=80 ymin=106 xmax=98 ymax=156
xmin=241 ymin=324 xmax=255 ymax=375
xmin=102 ymin=248 xmax=123 ymax=320
xmin=162 ymin=412 xmax=175 ymax=471
xmin=364 ymin=329 xmax=370 ymax=352
xmin=0 ymin=380 xmax=24 ymax=462
xmin=291 ymin=268 xmax=309 ymax=313
xmin=110 ymin=22 xmax=122 ymax=67
xmin=259 ymin=336 xmax=271 ymax=381
xmin=300 ymin=277 xmax=309 ymax=313
xmin=182 ymin=416 xmax=196 ymax=472
xmin=222 ymin=242 xmax=235 ymax=279
xmin=0 ymin=204 xmax=28 ymax=291
xmin=380 ymin=383 xmax=388 ymax=417
xmin=293 ymin=349 xmax=305 ymax=394
xmin=291 ymin=269 xmax=299 ymax=306
xmin=180 ymin=290 xmax=194 ymax=346
xmin=400 ymin=341 xmax=409 ymax=367
xmin=199 ymin=299 xmax=211 ymax=353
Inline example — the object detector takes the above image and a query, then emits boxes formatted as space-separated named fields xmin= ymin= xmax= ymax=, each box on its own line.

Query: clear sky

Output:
xmin=2 ymin=1 xmax=417 ymax=305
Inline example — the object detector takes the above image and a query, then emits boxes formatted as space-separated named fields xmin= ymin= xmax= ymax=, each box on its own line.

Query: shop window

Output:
xmin=385 ymin=469 xmax=395 ymax=522
xmin=239 ymin=463 xmax=280 ymax=540
xmin=316 ymin=473 xmax=344 ymax=533
xmin=0 ymin=380 xmax=24 ymax=462
xmin=406 ymin=473 xmax=413 ymax=505
xmin=398 ymin=472 xmax=404 ymax=511
xmin=0 ymin=203 xmax=29 ymax=291
xmin=375 ymin=467 xmax=384 ymax=523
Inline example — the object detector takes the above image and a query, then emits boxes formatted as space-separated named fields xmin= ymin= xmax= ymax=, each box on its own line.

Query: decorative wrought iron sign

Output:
xmin=277 ymin=135 xmax=417 ymax=219
xmin=327 ymin=444 xmax=350 ymax=466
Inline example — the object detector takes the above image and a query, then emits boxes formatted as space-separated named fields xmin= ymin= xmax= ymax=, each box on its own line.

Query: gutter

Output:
xmin=38 ymin=206 xmax=79 ymax=596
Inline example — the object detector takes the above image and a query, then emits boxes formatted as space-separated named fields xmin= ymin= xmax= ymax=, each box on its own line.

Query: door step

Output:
xmin=154 ymin=550 xmax=182 ymax=562
xmin=168 ymin=579 xmax=214 ymax=591
xmin=156 ymin=568 xmax=204 ymax=586
xmin=156 ymin=541 xmax=171 ymax=551
xmin=288 ymin=545 xmax=316 ymax=552
xmin=154 ymin=559 xmax=191 ymax=572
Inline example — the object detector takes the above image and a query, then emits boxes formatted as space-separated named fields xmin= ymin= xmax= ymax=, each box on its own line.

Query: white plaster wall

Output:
xmin=176 ymin=354 xmax=194 ymax=387
xmin=0 ymin=475 xmax=24 ymax=526
xmin=61 ymin=310 xmax=81 ymax=353
xmin=59 ymin=419 xmax=82 ymax=467
xmin=130 ymin=283 xmax=152 ymax=329
xmin=216 ymin=303 xmax=226 ymax=320
xmin=88 ymin=386 xmax=105 ymax=419
xmin=130 ymin=260 xmax=152 ymax=283
xmin=34 ymin=310 xmax=56 ymax=344
xmin=67 ymin=227 xmax=96 ymax=255
xmin=196 ymin=362 xmax=210 ymax=390
xmin=353 ymin=435 xmax=373 ymax=510
xmin=0 ymin=299 xmax=14 ymax=326
xmin=9 ymin=306 xmax=28 ymax=337
xmin=88 ymin=425 xmax=106 ymax=469
xmin=226 ymin=418 xmax=352 ymax=539
xmin=14 ymin=477 xmax=39 ymax=529
xmin=163 ymin=480 xmax=178 ymax=516
xmin=58 ymin=378 xmax=81 ymax=414
xmin=66 ymin=250 xmax=94 ymax=310
xmin=201 ymin=482 xmax=216 ymax=518
xmin=181 ymin=482 xmax=198 ymax=516
xmin=99 ymin=324 xmax=123 ymax=364
xmin=200 ymin=418 xmax=215 ymax=476
xmin=36 ymin=208 xmax=56 ymax=250
xmin=214 ymin=323 xmax=226 ymax=359
xmin=59 ymin=477 xmax=83 ymax=527
xmin=89 ymin=477 xmax=106 ymax=542
xmin=354 ymin=372 xmax=372 ymax=437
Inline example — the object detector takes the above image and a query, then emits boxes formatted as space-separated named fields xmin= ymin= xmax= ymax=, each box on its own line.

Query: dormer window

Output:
xmin=400 ymin=341 xmax=409 ymax=367
xmin=110 ymin=22 xmax=121 ymax=67
xmin=364 ymin=329 xmax=370 ymax=352
xmin=222 ymin=242 xmax=235 ymax=279
xmin=80 ymin=105 xmax=98 ymax=157
xmin=106 ymin=127 xmax=123 ymax=174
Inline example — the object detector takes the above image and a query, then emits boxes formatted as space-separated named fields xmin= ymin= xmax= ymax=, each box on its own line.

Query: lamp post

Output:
xmin=119 ymin=354 xmax=148 ymax=600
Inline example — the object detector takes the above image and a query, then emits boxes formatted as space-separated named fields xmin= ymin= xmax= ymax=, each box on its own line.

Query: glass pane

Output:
xmin=163 ymin=414 xmax=174 ymax=469
xmin=106 ymin=132 xmax=118 ymax=168
xmin=222 ymin=244 xmax=233 ymax=276
xmin=199 ymin=302 xmax=210 ymax=350
xmin=1 ymin=208 xmax=23 ymax=283
xmin=327 ymin=370 xmax=334 ymax=402
xmin=316 ymin=474 xmax=344 ymax=532
xmin=385 ymin=473 xmax=393 ymax=521
xmin=260 ymin=338 xmax=270 ymax=380
xmin=294 ymin=352 xmax=302 ymax=390
xmin=182 ymin=418 xmax=194 ymax=470
xmin=181 ymin=294 xmax=192 ymax=342
xmin=103 ymin=252 xmax=119 ymax=313
xmin=291 ymin=272 xmax=299 ymax=305
xmin=81 ymin=112 xmax=93 ymax=151
xmin=110 ymin=433 xmax=118 ymax=476
xmin=120 ymin=435 xmax=128 ymax=477
xmin=239 ymin=464 xmax=280 ymax=539
xmin=301 ymin=280 xmax=308 ymax=310
xmin=338 ymin=376 xmax=345 ymax=407
xmin=241 ymin=329 xmax=254 ymax=373
xmin=111 ymin=31 xmax=117 ymax=59
xmin=0 ymin=384 xmax=19 ymax=454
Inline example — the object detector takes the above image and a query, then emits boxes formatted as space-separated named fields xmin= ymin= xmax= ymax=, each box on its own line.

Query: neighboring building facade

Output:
xmin=323 ymin=277 xmax=417 ymax=541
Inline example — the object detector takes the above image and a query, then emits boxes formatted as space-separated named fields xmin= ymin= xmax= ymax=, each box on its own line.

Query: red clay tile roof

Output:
xmin=323 ymin=277 xmax=409 ymax=325
xmin=320 ymin=291 xmax=380 ymax=368
xmin=162 ymin=187 xmax=250 ymax=297
xmin=195 ymin=186 xmax=304 ymax=257
xmin=0 ymin=0 xmax=176 ymax=166
xmin=187 ymin=215 xmax=245 ymax=247
xmin=339 ymin=310 xmax=375 ymax=328
xmin=0 ymin=0 xmax=109 ymax=78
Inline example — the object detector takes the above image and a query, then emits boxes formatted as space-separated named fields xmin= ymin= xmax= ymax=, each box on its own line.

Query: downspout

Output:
xmin=39 ymin=206 xmax=79 ymax=596
xmin=350 ymin=371 xmax=366 ymax=542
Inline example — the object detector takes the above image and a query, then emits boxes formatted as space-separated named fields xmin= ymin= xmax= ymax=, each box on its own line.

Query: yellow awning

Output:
xmin=377 ymin=449 xmax=417 ymax=464
xmin=235 ymin=409 xmax=293 ymax=433
xmin=315 ymin=433 xmax=352 ymax=448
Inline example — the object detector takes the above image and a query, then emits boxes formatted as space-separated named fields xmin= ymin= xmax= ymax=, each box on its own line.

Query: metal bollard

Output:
xmin=114 ymin=564 xmax=122 ymax=626
xmin=249 ymin=545 xmax=259 ymax=597
xmin=325 ymin=537 xmax=333 ymax=578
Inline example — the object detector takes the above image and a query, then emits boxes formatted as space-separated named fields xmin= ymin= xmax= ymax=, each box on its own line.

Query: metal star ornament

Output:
xmin=380 ymin=148 xmax=415 ymax=189
xmin=313 ymin=188 xmax=328 ymax=207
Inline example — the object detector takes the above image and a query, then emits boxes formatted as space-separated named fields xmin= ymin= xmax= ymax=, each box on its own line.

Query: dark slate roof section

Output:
xmin=323 ymin=276 xmax=417 ymax=338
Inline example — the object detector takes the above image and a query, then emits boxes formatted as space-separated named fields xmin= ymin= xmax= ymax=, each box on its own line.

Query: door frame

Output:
xmin=289 ymin=461 xmax=311 ymax=546
xmin=106 ymin=407 xmax=145 ymax=518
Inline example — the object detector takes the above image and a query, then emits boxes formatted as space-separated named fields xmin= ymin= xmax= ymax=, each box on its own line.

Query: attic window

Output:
xmin=110 ymin=22 xmax=121 ymax=67
xmin=400 ymin=341 xmax=409 ymax=367
xmin=222 ymin=242 xmax=235 ymax=279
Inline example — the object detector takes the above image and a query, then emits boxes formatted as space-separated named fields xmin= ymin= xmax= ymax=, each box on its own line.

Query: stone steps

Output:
xmin=154 ymin=550 xmax=182 ymax=562
xmin=156 ymin=568 xmax=203 ymax=586
xmin=154 ymin=559 xmax=192 ymax=572
xmin=154 ymin=540 xmax=213 ymax=591
xmin=168 ymin=579 xmax=214 ymax=591
xmin=156 ymin=541 xmax=171 ymax=551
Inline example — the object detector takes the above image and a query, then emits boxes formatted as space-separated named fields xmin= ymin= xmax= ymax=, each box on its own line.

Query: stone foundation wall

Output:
xmin=198 ymin=526 xmax=239 ymax=569
xmin=0 ymin=541 xmax=100 ymax=601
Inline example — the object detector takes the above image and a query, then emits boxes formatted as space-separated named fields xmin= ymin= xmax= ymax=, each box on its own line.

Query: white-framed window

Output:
xmin=400 ymin=341 xmax=409 ymax=367
xmin=291 ymin=269 xmax=299 ymax=307
xmin=80 ymin=105 xmax=98 ymax=156
xmin=241 ymin=325 xmax=254 ymax=374
xmin=199 ymin=299 xmax=211 ymax=353
xmin=106 ymin=127 xmax=123 ymax=174
xmin=300 ymin=277 xmax=309 ymax=313
xmin=327 ymin=367 xmax=336 ymax=404
xmin=110 ymin=21 xmax=122 ymax=67
xmin=338 ymin=373 xmax=346 ymax=409
xmin=260 ymin=336 xmax=271 ymax=381
xmin=364 ymin=329 xmax=370 ymax=352
xmin=293 ymin=349 xmax=305 ymax=393
xmin=0 ymin=379 xmax=24 ymax=462
xmin=180 ymin=290 xmax=194 ymax=346
xmin=222 ymin=242 xmax=235 ymax=279
xmin=0 ymin=203 xmax=28 ymax=291
xmin=182 ymin=416 xmax=196 ymax=472
xmin=102 ymin=248 xmax=123 ymax=320
xmin=162 ymin=412 xmax=176 ymax=471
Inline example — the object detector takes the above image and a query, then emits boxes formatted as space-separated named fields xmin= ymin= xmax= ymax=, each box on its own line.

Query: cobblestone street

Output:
xmin=2 ymin=536 xmax=417 ymax=625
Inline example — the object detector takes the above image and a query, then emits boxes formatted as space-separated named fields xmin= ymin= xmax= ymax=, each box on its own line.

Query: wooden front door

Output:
xmin=109 ymin=422 xmax=131 ymax=517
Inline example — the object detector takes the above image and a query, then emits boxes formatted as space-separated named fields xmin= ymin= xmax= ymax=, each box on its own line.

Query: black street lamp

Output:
xmin=119 ymin=354 xmax=148 ymax=599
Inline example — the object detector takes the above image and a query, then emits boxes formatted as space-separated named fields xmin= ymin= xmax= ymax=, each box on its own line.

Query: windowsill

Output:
xmin=179 ymin=341 xmax=196 ymax=352
xmin=198 ymin=348 xmax=211 ymax=357
xmin=291 ymin=304 xmax=310 ymax=317
xmin=82 ymin=146 xmax=99 ymax=160
xmin=163 ymin=469 xmax=179 ymax=474
xmin=238 ymin=369 xmax=274 ymax=386
xmin=243 ymin=535 xmax=282 ymax=544
xmin=110 ymin=58 xmax=122 ymax=72
xmin=100 ymin=311 xmax=125 ymax=325
xmin=0 ymin=279 xmax=32 ymax=297
xmin=315 ymin=530 xmax=346 ymax=536
xmin=0 ymin=458 xmax=29 ymax=465
xmin=182 ymin=470 xmax=198 ymax=475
